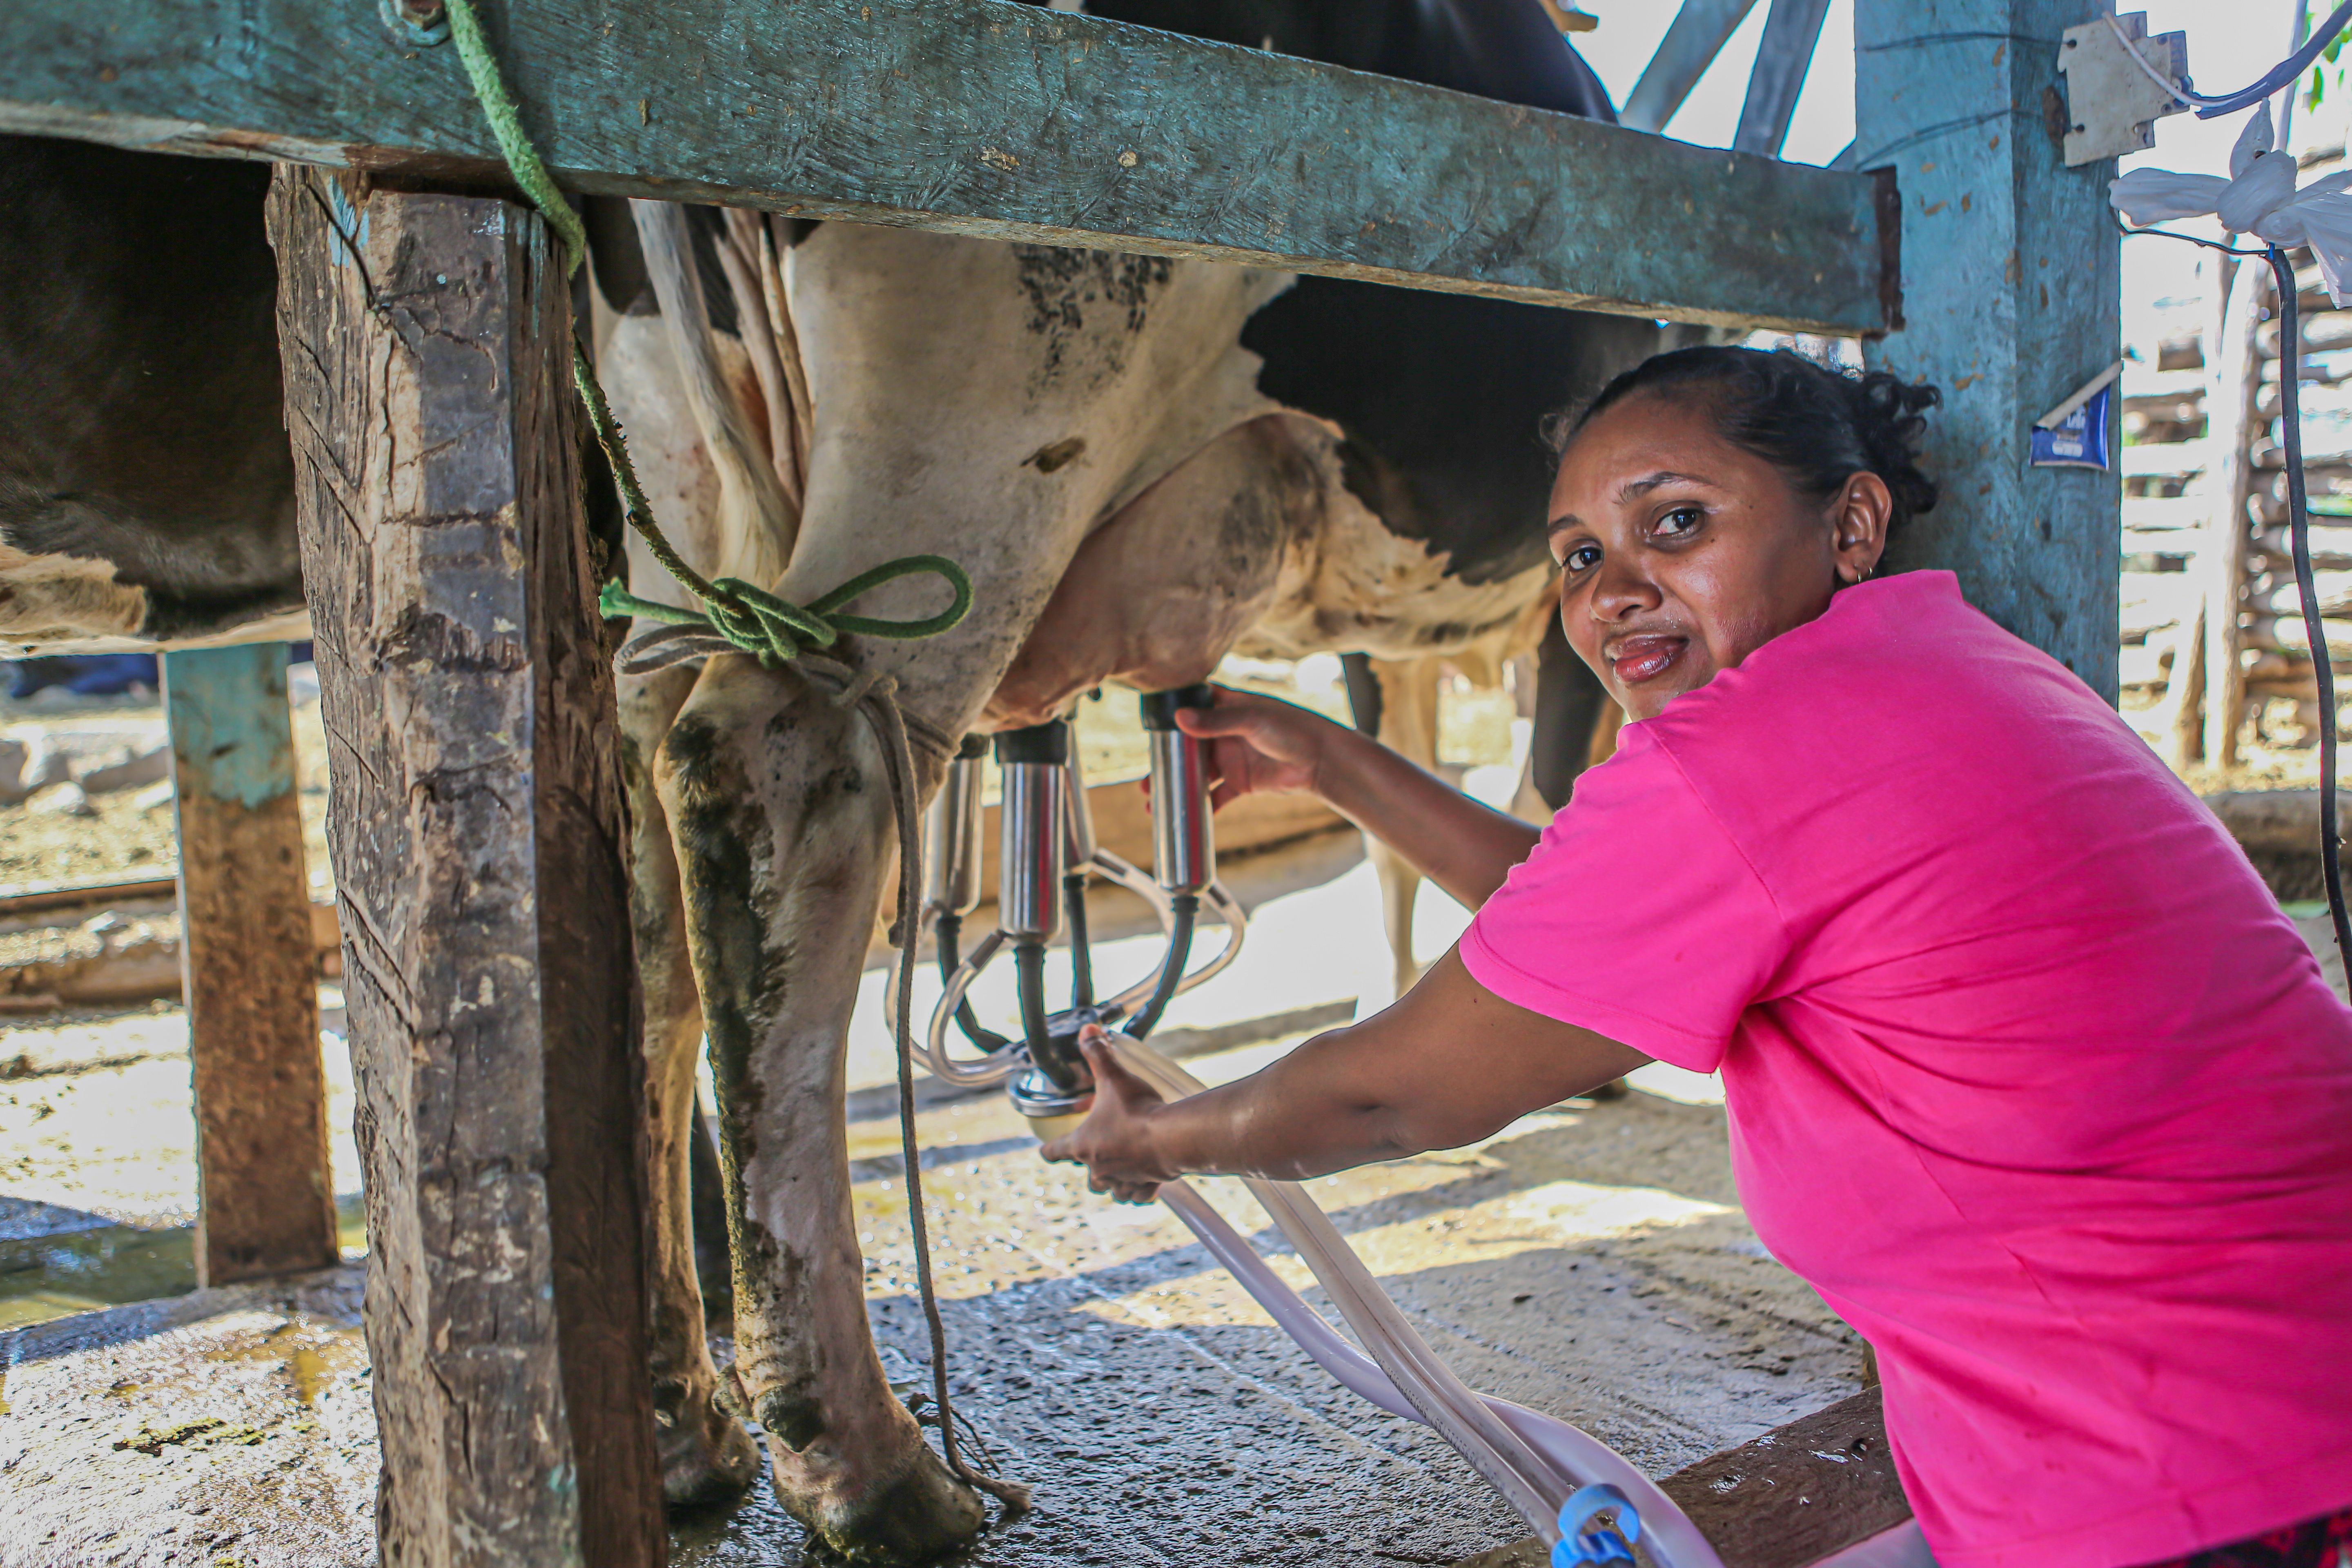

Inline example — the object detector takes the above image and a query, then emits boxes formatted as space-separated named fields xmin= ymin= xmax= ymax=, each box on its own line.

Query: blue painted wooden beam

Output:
xmin=1624 ymin=0 xmax=1762 ymax=133
xmin=161 ymin=643 xmax=338 ymax=1287
xmin=0 ymin=0 xmax=1891 ymax=335
xmin=1858 ymin=0 xmax=2121 ymax=694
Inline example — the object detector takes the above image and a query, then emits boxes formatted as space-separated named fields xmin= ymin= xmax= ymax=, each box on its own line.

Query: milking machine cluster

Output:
xmin=918 ymin=690 xmax=1759 ymax=1566
xmin=922 ymin=686 xmax=1247 ymax=1139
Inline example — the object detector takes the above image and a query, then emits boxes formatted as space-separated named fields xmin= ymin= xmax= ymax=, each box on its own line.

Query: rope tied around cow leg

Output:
xmin=437 ymin=0 xmax=1022 ymax=1520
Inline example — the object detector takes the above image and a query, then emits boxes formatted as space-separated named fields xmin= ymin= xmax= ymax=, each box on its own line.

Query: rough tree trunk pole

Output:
xmin=267 ymin=165 xmax=665 ymax=1568
xmin=163 ymin=641 xmax=339 ymax=1287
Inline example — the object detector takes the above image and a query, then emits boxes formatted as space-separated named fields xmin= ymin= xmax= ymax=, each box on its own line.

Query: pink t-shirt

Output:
xmin=1460 ymin=572 xmax=2352 ymax=1568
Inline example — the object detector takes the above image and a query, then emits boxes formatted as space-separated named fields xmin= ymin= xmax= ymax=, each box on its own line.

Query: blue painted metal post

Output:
xmin=1858 ymin=0 xmax=2122 ymax=698
xmin=161 ymin=643 xmax=338 ymax=1286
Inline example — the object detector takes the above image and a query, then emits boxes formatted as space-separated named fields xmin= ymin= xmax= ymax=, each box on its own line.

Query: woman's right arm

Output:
xmin=1175 ymin=687 xmax=1541 ymax=910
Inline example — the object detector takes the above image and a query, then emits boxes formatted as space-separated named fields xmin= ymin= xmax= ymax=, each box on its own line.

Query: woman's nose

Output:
xmin=1588 ymin=555 xmax=1662 ymax=620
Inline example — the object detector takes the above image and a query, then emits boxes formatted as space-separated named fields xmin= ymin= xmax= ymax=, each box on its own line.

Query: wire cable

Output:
xmin=2103 ymin=6 xmax=2352 ymax=119
xmin=2264 ymin=246 xmax=2352 ymax=965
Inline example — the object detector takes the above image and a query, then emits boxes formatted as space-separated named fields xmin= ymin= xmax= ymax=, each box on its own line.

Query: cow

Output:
xmin=0 ymin=3 xmax=1663 ymax=1559
xmin=600 ymin=2 xmax=1659 ymax=1555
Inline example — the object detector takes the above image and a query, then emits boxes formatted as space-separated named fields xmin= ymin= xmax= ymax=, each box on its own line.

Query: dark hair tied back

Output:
xmin=1548 ymin=345 xmax=1942 ymax=536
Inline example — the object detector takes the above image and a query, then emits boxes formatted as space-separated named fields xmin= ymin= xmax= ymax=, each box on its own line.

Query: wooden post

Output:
xmin=163 ymin=641 xmax=339 ymax=1287
xmin=1857 ymin=0 xmax=2122 ymax=697
xmin=267 ymin=167 xmax=664 ymax=1568
xmin=2203 ymin=258 xmax=2267 ymax=768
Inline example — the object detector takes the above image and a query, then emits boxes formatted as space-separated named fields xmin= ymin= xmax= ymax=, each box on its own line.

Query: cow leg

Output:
xmin=656 ymin=657 xmax=987 ymax=1562
xmin=687 ymin=1100 xmax=734 ymax=1325
xmin=620 ymin=662 xmax=762 ymax=1508
xmin=1367 ymin=656 xmax=1443 ymax=998
xmin=1525 ymin=615 xmax=1613 ymax=812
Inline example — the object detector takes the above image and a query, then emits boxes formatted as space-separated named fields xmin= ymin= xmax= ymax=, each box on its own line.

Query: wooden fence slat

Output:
xmin=162 ymin=642 xmax=339 ymax=1287
xmin=2201 ymin=261 xmax=2268 ymax=767
xmin=1623 ymin=0 xmax=1762 ymax=132
xmin=1734 ymin=0 xmax=1835 ymax=157
xmin=267 ymin=165 xmax=663 ymax=1568
xmin=0 ymin=0 xmax=1890 ymax=336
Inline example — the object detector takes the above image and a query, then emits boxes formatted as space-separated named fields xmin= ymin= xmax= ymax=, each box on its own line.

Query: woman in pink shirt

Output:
xmin=1044 ymin=347 xmax=2352 ymax=1568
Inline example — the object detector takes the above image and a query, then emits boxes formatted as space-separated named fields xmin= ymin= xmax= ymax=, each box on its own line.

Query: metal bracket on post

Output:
xmin=2057 ymin=11 xmax=2189 ymax=166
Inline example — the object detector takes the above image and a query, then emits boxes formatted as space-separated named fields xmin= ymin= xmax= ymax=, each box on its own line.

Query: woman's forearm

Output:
xmin=1312 ymin=724 xmax=1541 ymax=908
xmin=1146 ymin=1031 xmax=1415 ymax=1182
xmin=1128 ymin=951 xmax=1650 ymax=1184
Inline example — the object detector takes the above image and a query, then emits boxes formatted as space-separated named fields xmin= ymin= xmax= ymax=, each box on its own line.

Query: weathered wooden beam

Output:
xmin=1860 ymin=0 xmax=2121 ymax=696
xmin=162 ymin=642 xmax=339 ymax=1288
xmin=1446 ymin=1389 xmax=1913 ymax=1568
xmin=0 ymin=0 xmax=1890 ymax=335
xmin=267 ymin=165 xmax=664 ymax=1568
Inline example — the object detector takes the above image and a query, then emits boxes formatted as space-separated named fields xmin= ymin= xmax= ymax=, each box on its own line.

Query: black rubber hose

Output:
xmin=1065 ymin=871 xmax=1094 ymax=1009
xmin=1014 ymin=939 xmax=1086 ymax=1091
xmin=933 ymin=909 xmax=1008 ymax=1053
xmin=1126 ymin=892 xmax=1197 ymax=1041
xmin=2266 ymin=246 xmax=2352 ymax=968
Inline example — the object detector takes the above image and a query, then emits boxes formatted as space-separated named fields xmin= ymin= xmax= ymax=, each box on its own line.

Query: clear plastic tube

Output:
xmin=1114 ymin=1036 xmax=1728 ymax=1568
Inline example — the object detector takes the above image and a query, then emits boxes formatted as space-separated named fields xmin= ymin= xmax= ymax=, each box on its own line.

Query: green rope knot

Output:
xmin=599 ymin=555 xmax=974 ymax=669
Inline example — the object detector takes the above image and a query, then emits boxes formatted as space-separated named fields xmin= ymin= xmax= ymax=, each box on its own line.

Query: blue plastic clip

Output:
xmin=1550 ymin=1483 xmax=1642 ymax=1566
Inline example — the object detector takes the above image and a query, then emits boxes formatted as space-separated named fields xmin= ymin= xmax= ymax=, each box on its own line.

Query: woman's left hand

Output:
xmin=1039 ymin=1027 xmax=1177 ymax=1203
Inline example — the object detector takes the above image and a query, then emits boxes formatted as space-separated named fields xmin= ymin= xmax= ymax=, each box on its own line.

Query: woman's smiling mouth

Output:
xmin=1606 ymin=633 xmax=1686 ymax=684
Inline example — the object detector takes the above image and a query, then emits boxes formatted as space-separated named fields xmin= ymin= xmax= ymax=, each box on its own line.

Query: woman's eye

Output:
xmin=1561 ymin=543 xmax=1602 ymax=572
xmin=1655 ymin=506 xmax=1703 ymax=539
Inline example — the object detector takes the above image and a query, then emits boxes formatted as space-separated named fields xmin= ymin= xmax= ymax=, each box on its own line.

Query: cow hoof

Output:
xmin=658 ymin=1390 xmax=760 ymax=1510
xmin=780 ymin=1436 xmax=987 ymax=1564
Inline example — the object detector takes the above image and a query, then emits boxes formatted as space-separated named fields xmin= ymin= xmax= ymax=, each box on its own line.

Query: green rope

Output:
xmin=438 ymin=0 xmax=972 ymax=666
xmin=598 ymin=554 xmax=976 ymax=669
xmin=442 ymin=0 xmax=587 ymax=277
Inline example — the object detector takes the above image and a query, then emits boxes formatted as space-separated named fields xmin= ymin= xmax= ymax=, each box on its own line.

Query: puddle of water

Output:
xmin=0 ymin=1194 xmax=366 ymax=1330
xmin=0 ymin=1223 xmax=194 ymax=1327
xmin=202 ymin=1316 xmax=368 ymax=1404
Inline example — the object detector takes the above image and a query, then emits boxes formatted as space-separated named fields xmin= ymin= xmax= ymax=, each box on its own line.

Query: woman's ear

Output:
xmin=1831 ymin=472 xmax=1894 ymax=584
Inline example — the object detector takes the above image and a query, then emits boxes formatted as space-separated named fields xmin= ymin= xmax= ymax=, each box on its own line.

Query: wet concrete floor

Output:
xmin=1 ymin=1023 xmax=1864 ymax=1568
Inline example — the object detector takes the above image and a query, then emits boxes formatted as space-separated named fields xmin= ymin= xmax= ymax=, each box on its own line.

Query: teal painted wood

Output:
xmin=0 ymin=0 xmax=1888 ymax=334
xmin=1857 ymin=0 xmax=2121 ymax=697
xmin=160 ymin=641 xmax=337 ymax=1287
xmin=163 ymin=644 xmax=296 ymax=811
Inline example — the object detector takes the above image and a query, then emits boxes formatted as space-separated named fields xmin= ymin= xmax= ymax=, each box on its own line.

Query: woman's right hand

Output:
xmin=1172 ymin=686 xmax=1349 ymax=810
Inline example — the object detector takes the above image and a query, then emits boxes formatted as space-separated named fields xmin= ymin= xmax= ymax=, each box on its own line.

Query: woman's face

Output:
xmin=1546 ymin=392 xmax=1891 ymax=722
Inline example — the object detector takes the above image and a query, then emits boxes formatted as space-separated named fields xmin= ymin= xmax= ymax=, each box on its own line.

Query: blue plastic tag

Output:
xmin=2030 ymin=382 xmax=2114 ymax=470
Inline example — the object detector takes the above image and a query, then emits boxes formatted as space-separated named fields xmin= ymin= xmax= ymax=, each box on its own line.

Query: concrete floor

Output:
xmin=0 ymin=819 xmax=1864 ymax=1566
xmin=1 ymin=1062 xmax=1855 ymax=1568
